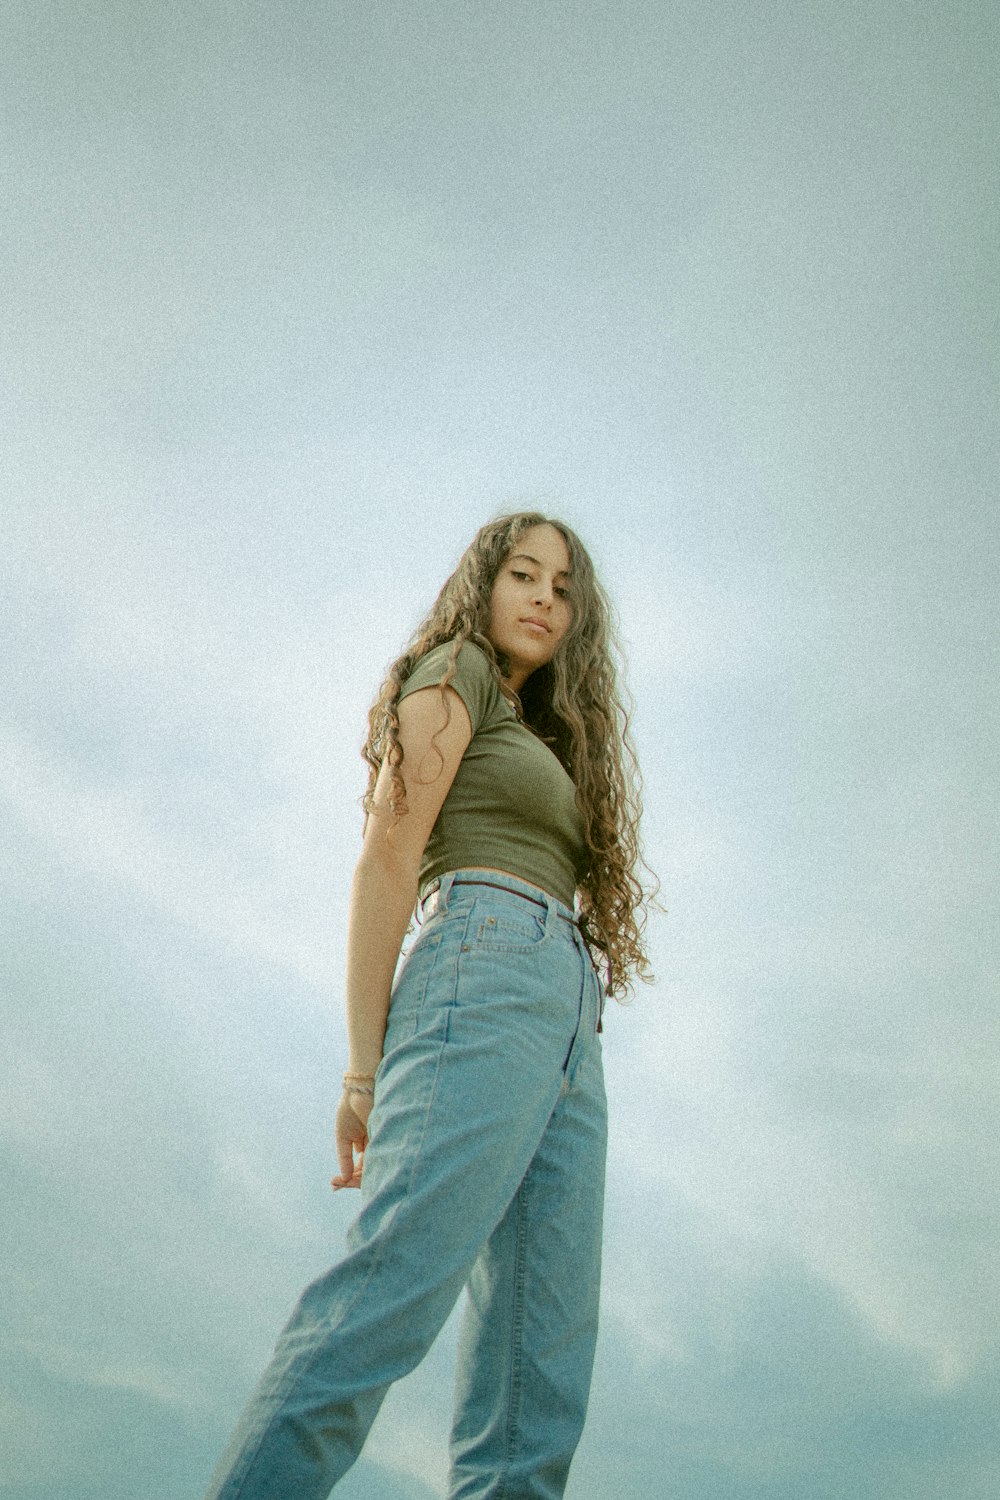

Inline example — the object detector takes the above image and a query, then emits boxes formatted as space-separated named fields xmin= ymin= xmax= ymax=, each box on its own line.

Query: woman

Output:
xmin=204 ymin=512 xmax=654 ymax=1500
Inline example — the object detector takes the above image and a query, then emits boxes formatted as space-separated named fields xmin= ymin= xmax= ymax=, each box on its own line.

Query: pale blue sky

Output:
xmin=2 ymin=3 xmax=997 ymax=1497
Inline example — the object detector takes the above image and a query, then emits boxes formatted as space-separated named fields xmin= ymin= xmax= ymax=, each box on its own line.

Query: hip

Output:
xmin=384 ymin=868 xmax=604 ymax=1047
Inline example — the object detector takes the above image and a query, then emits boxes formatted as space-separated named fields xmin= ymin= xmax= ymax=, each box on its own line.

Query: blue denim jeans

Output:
xmin=203 ymin=869 xmax=608 ymax=1500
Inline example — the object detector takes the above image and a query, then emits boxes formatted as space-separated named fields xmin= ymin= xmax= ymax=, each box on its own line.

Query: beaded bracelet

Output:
xmin=343 ymin=1071 xmax=376 ymax=1098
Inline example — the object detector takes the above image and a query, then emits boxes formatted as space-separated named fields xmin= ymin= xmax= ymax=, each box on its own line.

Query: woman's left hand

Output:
xmin=331 ymin=1090 xmax=373 ymax=1191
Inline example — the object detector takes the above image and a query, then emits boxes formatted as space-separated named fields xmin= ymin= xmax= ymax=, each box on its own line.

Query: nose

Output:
xmin=531 ymin=581 xmax=554 ymax=607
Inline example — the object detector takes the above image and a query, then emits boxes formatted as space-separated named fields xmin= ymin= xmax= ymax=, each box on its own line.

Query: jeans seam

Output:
xmin=495 ymin=1176 xmax=529 ymax=1499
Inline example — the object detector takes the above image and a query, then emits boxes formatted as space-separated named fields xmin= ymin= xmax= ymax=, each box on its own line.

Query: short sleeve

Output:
xmin=397 ymin=641 xmax=498 ymax=736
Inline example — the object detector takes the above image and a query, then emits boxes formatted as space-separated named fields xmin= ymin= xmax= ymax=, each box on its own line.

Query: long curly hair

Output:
xmin=361 ymin=511 xmax=658 ymax=998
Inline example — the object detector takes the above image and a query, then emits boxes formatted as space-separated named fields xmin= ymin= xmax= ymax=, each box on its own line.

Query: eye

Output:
xmin=555 ymin=586 xmax=572 ymax=599
xmin=511 ymin=570 xmax=532 ymax=582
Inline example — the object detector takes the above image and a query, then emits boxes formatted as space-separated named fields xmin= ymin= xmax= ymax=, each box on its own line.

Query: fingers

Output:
xmin=330 ymin=1151 xmax=364 ymax=1191
xmin=331 ymin=1135 xmax=363 ymax=1190
xmin=331 ymin=1096 xmax=368 ymax=1191
xmin=330 ymin=1150 xmax=364 ymax=1190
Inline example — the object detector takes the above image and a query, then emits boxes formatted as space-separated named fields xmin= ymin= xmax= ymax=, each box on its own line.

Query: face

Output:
xmin=487 ymin=524 xmax=574 ymax=691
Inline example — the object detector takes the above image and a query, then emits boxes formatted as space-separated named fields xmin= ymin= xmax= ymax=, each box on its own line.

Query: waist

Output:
xmin=419 ymin=868 xmax=580 ymax=926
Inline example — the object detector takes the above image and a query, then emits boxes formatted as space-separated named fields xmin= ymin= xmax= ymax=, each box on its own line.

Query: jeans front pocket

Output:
xmin=462 ymin=895 xmax=550 ymax=955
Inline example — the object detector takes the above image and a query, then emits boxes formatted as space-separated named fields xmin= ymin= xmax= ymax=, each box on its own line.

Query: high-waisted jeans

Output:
xmin=202 ymin=869 xmax=608 ymax=1500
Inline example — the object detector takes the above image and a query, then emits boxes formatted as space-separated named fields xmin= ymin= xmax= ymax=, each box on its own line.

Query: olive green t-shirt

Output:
xmin=396 ymin=640 xmax=589 ymax=909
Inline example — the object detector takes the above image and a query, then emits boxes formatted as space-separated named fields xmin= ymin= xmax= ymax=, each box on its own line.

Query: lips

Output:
xmin=521 ymin=617 xmax=551 ymax=633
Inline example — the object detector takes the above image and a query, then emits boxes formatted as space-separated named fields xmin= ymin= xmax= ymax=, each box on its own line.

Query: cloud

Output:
xmin=2 ymin=3 xmax=996 ymax=1496
xmin=602 ymin=969 xmax=999 ymax=1393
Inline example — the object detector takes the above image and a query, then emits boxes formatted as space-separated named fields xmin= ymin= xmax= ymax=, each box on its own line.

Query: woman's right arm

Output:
xmin=331 ymin=683 xmax=473 ymax=1189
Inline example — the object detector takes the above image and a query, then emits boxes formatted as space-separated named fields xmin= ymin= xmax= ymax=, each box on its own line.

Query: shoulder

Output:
xmin=398 ymin=638 xmax=503 ymax=735
xmin=399 ymin=638 xmax=493 ymax=690
xmin=451 ymin=638 xmax=497 ymax=683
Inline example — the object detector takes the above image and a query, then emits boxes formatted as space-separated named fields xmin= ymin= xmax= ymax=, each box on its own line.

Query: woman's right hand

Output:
xmin=331 ymin=1089 xmax=373 ymax=1191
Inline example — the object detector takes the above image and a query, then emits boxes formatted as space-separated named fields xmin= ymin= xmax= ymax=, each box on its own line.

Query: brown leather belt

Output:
xmin=420 ymin=876 xmax=579 ymax=924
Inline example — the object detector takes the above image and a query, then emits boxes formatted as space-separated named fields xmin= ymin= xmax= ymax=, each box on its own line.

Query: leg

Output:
xmin=448 ymin=1029 xmax=608 ymax=1500
xmin=202 ymin=914 xmax=579 ymax=1500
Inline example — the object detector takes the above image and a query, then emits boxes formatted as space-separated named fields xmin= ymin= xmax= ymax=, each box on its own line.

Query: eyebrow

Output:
xmin=509 ymin=552 xmax=572 ymax=579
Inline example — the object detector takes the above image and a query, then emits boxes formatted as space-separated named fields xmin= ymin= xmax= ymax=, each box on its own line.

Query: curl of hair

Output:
xmin=361 ymin=511 xmax=659 ymax=998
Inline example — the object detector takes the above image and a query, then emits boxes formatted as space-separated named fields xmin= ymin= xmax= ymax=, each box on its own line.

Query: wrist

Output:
xmin=343 ymin=1069 xmax=376 ymax=1099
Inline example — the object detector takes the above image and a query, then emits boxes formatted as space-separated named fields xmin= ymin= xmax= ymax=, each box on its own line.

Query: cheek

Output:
xmin=553 ymin=602 xmax=574 ymax=642
xmin=492 ymin=580 xmax=517 ymax=622
xmin=486 ymin=586 xmax=510 ymax=638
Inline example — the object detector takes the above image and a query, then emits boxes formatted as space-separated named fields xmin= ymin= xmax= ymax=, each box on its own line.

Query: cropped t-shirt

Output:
xmin=396 ymin=640 xmax=589 ymax=909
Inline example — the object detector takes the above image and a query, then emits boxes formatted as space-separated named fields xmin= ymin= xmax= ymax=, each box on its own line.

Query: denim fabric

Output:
xmin=203 ymin=869 xmax=607 ymax=1500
